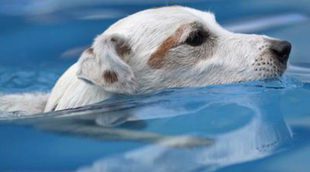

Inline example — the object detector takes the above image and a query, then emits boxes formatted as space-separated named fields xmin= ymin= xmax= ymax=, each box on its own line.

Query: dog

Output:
xmin=0 ymin=6 xmax=291 ymax=114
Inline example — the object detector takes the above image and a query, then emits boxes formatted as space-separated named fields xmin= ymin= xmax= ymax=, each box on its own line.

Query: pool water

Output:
xmin=0 ymin=0 xmax=310 ymax=171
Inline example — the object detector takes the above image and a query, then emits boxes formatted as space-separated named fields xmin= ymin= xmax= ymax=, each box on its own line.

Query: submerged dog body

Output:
xmin=0 ymin=6 xmax=291 ymax=114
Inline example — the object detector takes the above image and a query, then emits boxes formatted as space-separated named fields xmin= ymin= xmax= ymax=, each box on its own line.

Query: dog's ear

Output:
xmin=76 ymin=34 xmax=138 ymax=94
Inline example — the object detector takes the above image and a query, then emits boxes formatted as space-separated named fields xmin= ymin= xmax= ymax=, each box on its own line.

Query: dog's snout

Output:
xmin=270 ymin=40 xmax=291 ymax=64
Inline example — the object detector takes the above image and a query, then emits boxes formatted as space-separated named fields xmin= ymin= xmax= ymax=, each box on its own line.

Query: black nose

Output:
xmin=270 ymin=40 xmax=291 ymax=64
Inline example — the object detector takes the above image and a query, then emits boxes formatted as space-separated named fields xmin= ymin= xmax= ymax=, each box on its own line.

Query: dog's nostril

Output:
xmin=270 ymin=40 xmax=291 ymax=64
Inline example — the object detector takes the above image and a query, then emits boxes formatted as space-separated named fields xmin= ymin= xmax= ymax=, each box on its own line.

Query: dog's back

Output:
xmin=0 ymin=92 xmax=49 ymax=114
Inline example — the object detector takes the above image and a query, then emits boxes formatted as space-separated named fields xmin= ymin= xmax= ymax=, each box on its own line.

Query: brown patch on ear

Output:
xmin=116 ymin=44 xmax=131 ymax=57
xmin=103 ymin=70 xmax=118 ymax=84
xmin=147 ymin=24 xmax=188 ymax=69
xmin=111 ymin=37 xmax=131 ymax=59
xmin=86 ymin=47 xmax=94 ymax=55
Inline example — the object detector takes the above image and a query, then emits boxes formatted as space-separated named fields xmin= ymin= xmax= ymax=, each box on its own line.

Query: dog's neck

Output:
xmin=44 ymin=63 xmax=112 ymax=112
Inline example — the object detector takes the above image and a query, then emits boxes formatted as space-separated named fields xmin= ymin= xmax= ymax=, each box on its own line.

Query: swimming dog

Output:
xmin=0 ymin=6 xmax=291 ymax=114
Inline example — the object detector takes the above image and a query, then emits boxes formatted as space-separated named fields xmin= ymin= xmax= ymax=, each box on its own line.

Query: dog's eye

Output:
xmin=185 ymin=30 xmax=208 ymax=46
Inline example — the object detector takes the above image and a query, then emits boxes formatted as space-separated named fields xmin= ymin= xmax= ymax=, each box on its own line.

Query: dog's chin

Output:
xmin=254 ymin=66 xmax=287 ymax=80
xmin=259 ymin=68 xmax=288 ymax=82
xmin=252 ymin=53 xmax=289 ymax=81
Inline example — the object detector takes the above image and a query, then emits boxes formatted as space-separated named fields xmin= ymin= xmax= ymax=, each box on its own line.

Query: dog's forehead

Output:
xmin=108 ymin=6 xmax=215 ymax=32
xmin=103 ymin=6 xmax=216 ymax=50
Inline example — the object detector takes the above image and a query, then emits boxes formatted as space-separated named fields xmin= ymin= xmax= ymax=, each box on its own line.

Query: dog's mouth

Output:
xmin=252 ymin=53 xmax=290 ymax=79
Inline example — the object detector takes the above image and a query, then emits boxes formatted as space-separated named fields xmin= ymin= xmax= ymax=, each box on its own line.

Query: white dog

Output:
xmin=0 ymin=6 xmax=291 ymax=114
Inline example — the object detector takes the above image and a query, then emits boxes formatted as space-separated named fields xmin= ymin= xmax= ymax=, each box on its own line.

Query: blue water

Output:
xmin=0 ymin=0 xmax=310 ymax=171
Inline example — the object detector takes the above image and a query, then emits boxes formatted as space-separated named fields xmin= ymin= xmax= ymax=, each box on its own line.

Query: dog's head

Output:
xmin=77 ymin=6 xmax=291 ymax=94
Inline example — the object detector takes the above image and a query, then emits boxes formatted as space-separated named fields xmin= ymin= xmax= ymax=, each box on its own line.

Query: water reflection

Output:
xmin=0 ymin=80 xmax=294 ymax=171
xmin=76 ymin=85 xmax=292 ymax=171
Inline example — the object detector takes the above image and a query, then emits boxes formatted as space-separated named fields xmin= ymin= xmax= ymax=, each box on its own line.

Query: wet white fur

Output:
xmin=0 ymin=6 xmax=284 ymax=114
